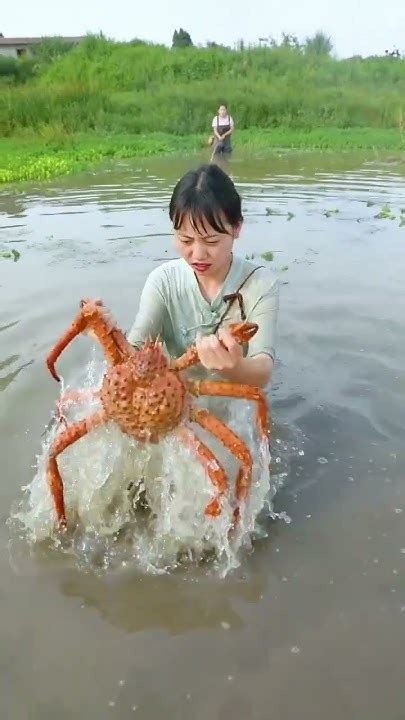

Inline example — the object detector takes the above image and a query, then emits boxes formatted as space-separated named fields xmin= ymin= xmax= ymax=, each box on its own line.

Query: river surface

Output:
xmin=1 ymin=151 xmax=404 ymax=719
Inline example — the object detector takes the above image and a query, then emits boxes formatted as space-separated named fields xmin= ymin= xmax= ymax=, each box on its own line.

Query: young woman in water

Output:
xmin=128 ymin=163 xmax=279 ymax=390
xmin=211 ymin=103 xmax=235 ymax=157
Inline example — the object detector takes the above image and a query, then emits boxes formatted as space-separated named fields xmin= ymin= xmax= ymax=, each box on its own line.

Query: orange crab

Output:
xmin=46 ymin=299 xmax=269 ymax=529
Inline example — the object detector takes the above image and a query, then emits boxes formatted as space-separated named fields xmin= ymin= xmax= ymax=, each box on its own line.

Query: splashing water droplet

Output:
xmin=10 ymin=360 xmax=278 ymax=577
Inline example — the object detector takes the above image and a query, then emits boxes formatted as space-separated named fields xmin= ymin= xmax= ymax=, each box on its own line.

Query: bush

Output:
xmin=1 ymin=37 xmax=404 ymax=136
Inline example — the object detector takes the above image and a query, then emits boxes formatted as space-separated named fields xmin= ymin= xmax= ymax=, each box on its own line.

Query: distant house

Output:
xmin=0 ymin=36 xmax=84 ymax=59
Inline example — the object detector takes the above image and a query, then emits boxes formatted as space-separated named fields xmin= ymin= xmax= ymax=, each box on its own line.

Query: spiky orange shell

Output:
xmin=99 ymin=341 xmax=187 ymax=442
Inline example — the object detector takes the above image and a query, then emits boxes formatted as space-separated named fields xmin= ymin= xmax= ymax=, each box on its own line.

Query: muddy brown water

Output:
xmin=1 ymin=151 xmax=404 ymax=719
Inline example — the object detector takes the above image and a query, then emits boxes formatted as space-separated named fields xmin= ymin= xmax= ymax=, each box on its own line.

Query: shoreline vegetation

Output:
xmin=1 ymin=129 xmax=404 ymax=185
xmin=1 ymin=34 xmax=404 ymax=184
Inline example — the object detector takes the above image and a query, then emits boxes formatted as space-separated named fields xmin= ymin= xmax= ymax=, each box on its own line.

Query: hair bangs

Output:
xmin=171 ymin=193 xmax=229 ymax=235
xmin=169 ymin=164 xmax=243 ymax=234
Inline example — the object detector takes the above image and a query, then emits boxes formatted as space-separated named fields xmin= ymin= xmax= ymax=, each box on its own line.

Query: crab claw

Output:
xmin=224 ymin=321 xmax=259 ymax=345
xmin=46 ymin=312 xmax=87 ymax=382
xmin=47 ymin=356 xmax=61 ymax=382
xmin=204 ymin=496 xmax=222 ymax=517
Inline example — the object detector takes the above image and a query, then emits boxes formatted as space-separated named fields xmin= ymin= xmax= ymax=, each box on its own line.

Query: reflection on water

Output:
xmin=1 ymin=151 xmax=405 ymax=719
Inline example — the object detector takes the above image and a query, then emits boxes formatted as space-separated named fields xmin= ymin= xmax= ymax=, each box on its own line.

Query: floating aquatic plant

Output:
xmin=375 ymin=204 xmax=395 ymax=220
xmin=261 ymin=251 xmax=274 ymax=262
xmin=0 ymin=248 xmax=21 ymax=262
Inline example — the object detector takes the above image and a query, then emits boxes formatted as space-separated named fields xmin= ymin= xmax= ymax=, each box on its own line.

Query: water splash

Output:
xmin=10 ymin=356 xmax=281 ymax=577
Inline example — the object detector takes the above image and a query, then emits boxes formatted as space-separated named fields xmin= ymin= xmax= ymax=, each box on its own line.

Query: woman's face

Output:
xmin=218 ymin=105 xmax=228 ymax=118
xmin=174 ymin=214 xmax=242 ymax=280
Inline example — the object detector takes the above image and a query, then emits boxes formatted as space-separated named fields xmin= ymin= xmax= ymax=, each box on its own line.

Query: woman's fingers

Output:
xmin=196 ymin=331 xmax=242 ymax=370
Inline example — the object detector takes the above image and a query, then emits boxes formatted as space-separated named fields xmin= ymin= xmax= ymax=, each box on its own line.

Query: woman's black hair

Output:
xmin=169 ymin=164 xmax=243 ymax=235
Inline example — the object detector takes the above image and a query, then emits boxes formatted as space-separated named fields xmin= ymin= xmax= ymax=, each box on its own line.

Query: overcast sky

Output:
xmin=2 ymin=0 xmax=404 ymax=58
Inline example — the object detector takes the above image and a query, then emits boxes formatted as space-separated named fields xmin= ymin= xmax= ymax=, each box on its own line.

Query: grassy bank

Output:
xmin=1 ymin=37 xmax=404 ymax=183
xmin=2 ymin=38 xmax=405 ymax=135
xmin=1 ymin=128 xmax=404 ymax=185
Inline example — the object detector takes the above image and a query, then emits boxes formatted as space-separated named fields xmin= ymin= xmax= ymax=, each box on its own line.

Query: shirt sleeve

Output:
xmin=127 ymin=270 xmax=168 ymax=348
xmin=212 ymin=116 xmax=217 ymax=127
xmin=246 ymin=275 xmax=279 ymax=361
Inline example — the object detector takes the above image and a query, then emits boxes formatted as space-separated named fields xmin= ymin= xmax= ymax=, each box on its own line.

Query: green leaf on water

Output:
xmin=261 ymin=251 xmax=274 ymax=262
xmin=366 ymin=200 xmax=375 ymax=207
xmin=245 ymin=253 xmax=255 ymax=260
xmin=287 ymin=212 xmax=295 ymax=221
xmin=375 ymin=204 xmax=395 ymax=220
xmin=0 ymin=248 xmax=21 ymax=262
xmin=280 ymin=265 xmax=289 ymax=271
xmin=265 ymin=207 xmax=284 ymax=216
xmin=324 ymin=209 xmax=340 ymax=218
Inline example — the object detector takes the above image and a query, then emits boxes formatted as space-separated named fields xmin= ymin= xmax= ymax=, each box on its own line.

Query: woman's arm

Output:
xmin=195 ymin=332 xmax=273 ymax=388
xmin=212 ymin=116 xmax=221 ymax=140
xmin=221 ymin=352 xmax=273 ymax=387
xmin=195 ymin=274 xmax=279 ymax=388
xmin=127 ymin=271 xmax=168 ymax=347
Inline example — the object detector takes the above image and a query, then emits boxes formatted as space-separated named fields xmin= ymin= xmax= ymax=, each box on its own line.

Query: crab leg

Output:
xmin=56 ymin=388 xmax=101 ymax=424
xmin=172 ymin=322 xmax=258 ymax=372
xmin=177 ymin=424 xmax=228 ymax=517
xmin=46 ymin=299 xmax=132 ymax=382
xmin=47 ymin=408 xmax=106 ymax=528
xmin=188 ymin=379 xmax=270 ymax=441
xmin=190 ymin=406 xmax=253 ymax=521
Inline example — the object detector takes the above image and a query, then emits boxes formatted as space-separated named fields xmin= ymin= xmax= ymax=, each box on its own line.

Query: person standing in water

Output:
xmin=128 ymin=163 xmax=278 ymax=393
xmin=212 ymin=104 xmax=235 ymax=157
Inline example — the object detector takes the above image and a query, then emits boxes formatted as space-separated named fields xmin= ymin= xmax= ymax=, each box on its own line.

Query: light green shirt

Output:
xmin=128 ymin=255 xmax=279 ymax=364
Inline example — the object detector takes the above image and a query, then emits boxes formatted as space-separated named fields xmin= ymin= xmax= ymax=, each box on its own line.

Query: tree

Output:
xmin=281 ymin=32 xmax=301 ymax=49
xmin=172 ymin=28 xmax=193 ymax=48
xmin=305 ymin=31 xmax=333 ymax=56
xmin=206 ymin=40 xmax=230 ymax=50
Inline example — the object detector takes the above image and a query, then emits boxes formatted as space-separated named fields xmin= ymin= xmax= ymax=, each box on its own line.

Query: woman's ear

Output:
xmin=233 ymin=220 xmax=243 ymax=239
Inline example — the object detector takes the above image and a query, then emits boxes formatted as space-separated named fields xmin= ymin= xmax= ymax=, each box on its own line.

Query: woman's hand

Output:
xmin=196 ymin=328 xmax=243 ymax=371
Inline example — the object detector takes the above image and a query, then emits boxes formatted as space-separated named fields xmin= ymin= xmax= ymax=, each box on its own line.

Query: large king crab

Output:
xmin=45 ymin=299 xmax=270 ymax=529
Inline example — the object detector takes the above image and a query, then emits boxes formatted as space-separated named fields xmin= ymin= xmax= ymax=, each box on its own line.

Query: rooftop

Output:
xmin=0 ymin=36 xmax=84 ymax=46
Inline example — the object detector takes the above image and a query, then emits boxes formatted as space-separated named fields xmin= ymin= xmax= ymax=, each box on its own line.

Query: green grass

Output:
xmin=0 ymin=127 xmax=404 ymax=185
xmin=1 ymin=37 xmax=405 ymax=136
xmin=0 ymin=133 xmax=200 ymax=183
xmin=1 ymin=37 xmax=405 ymax=184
